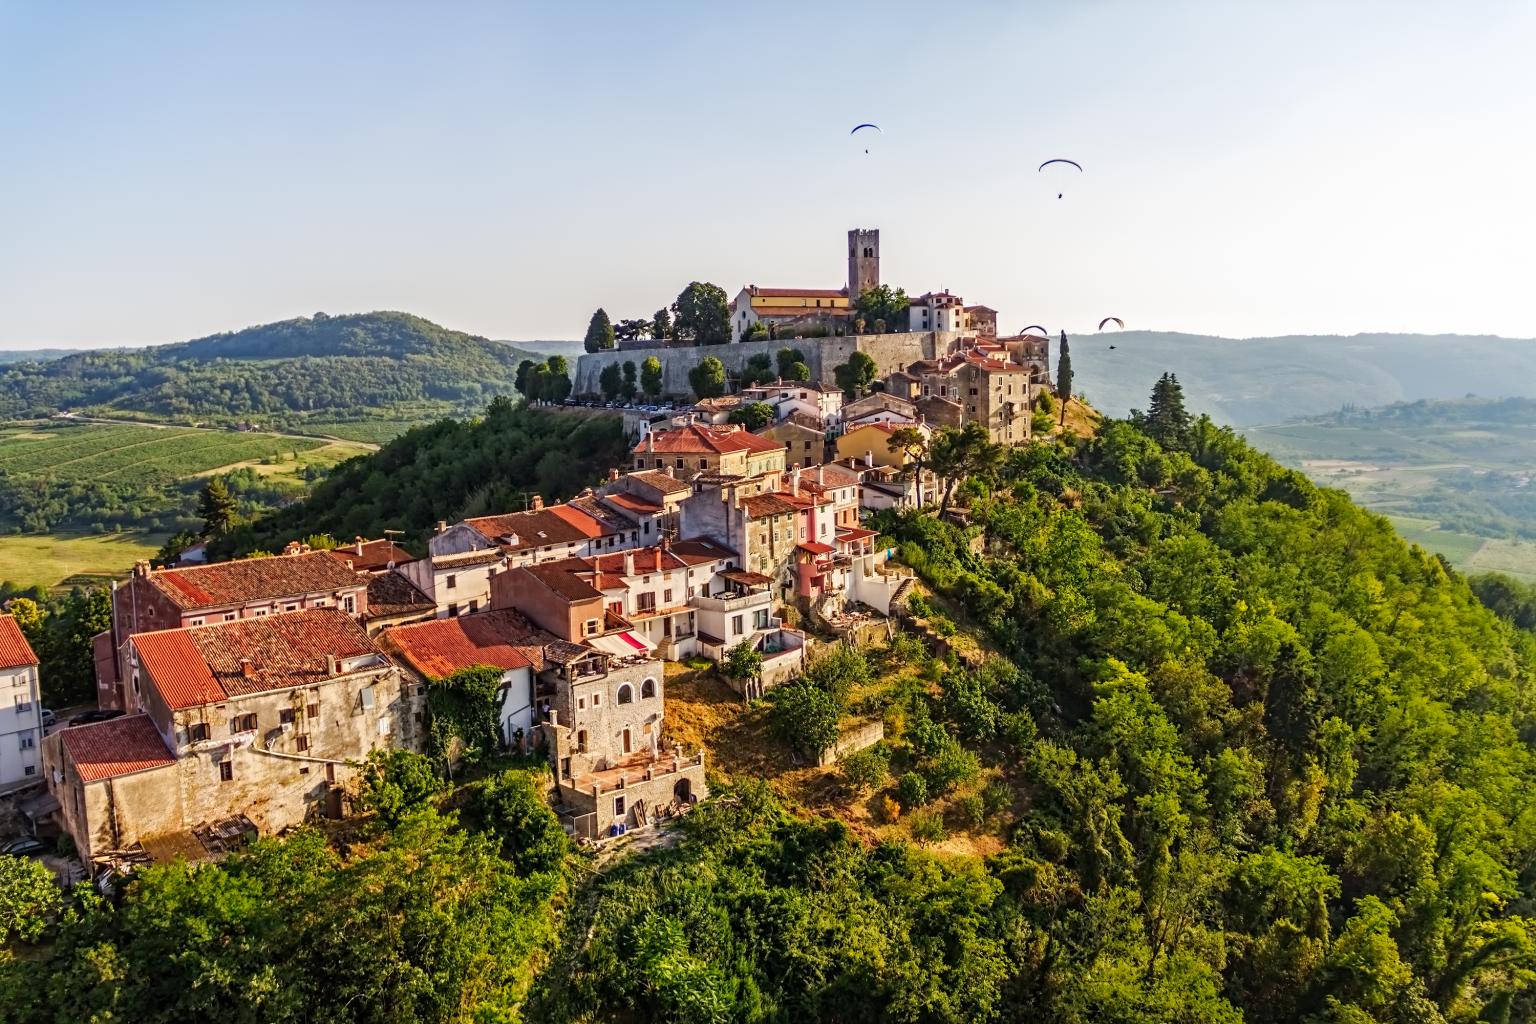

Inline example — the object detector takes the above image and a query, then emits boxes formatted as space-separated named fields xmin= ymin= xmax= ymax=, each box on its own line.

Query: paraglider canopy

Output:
xmin=1039 ymin=158 xmax=1082 ymax=198
xmin=850 ymin=123 xmax=882 ymax=154
xmin=1020 ymin=325 xmax=1049 ymax=337
xmin=1097 ymin=317 xmax=1124 ymax=331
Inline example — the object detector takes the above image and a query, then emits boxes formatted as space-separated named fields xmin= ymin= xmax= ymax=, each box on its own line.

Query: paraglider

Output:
xmin=1039 ymin=158 xmax=1082 ymax=198
xmin=850 ymin=123 xmax=882 ymax=154
xmin=1021 ymin=325 xmax=1049 ymax=337
xmin=1098 ymin=317 xmax=1124 ymax=331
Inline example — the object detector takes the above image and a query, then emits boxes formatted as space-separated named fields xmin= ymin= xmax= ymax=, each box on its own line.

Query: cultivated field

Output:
xmin=0 ymin=532 xmax=164 ymax=591
xmin=0 ymin=422 xmax=326 ymax=479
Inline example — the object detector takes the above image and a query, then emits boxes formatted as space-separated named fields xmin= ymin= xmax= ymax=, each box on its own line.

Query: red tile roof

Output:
xmin=747 ymin=286 xmax=847 ymax=299
xmin=146 ymin=551 xmax=365 ymax=610
xmin=58 ymin=715 xmax=175 ymax=783
xmin=633 ymin=423 xmax=785 ymax=457
xmin=326 ymin=539 xmax=415 ymax=572
xmin=384 ymin=611 xmax=548 ymax=678
xmin=134 ymin=608 xmax=382 ymax=710
xmin=601 ymin=492 xmax=663 ymax=518
xmin=364 ymin=573 xmax=436 ymax=619
xmin=798 ymin=542 xmax=836 ymax=555
xmin=625 ymin=470 xmax=691 ymax=494
xmin=0 ymin=615 xmax=38 ymax=670
xmin=464 ymin=502 xmax=617 ymax=553
xmin=740 ymin=493 xmax=802 ymax=517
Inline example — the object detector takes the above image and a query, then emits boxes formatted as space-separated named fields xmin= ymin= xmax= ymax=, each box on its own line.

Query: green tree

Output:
xmin=833 ymin=351 xmax=879 ymax=398
xmin=781 ymin=360 xmax=812 ymax=382
xmin=474 ymin=769 xmax=572 ymax=876
xmin=688 ymin=356 xmax=727 ymax=400
xmin=651 ymin=307 xmax=673 ymax=342
xmin=1056 ymin=330 xmax=1074 ymax=422
xmin=598 ymin=362 xmax=624 ymax=401
xmin=354 ymin=748 xmax=444 ymax=826
xmin=0 ymin=855 xmax=61 ymax=945
xmin=427 ymin=665 xmax=504 ymax=768
xmin=613 ymin=318 xmax=651 ymax=344
xmin=197 ymin=478 xmax=237 ymax=536
xmin=153 ymin=528 xmax=201 ymax=567
xmin=621 ymin=360 xmax=639 ymax=400
xmin=673 ymin=282 xmax=731 ymax=346
xmin=839 ymin=743 xmax=890 ymax=794
xmin=640 ymin=356 xmax=665 ymax=399
xmin=723 ymin=640 xmax=762 ymax=683
xmin=928 ymin=422 xmax=1004 ymax=516
xmin=768 ymin=681 xmax=840 ymax=761
xmin=727 ymin=402 xmax=776 ymax=431
xmin=776 ymin=347 xmax=808 ymax=378
xmin=1138 ymin=372 xmax=1192 ymax=448
xmin=739 ymin=352 xmax=775 ymax=387
xmin=583 ymin=308 xmax=615 ymax=353
xmin=886 ymin=425 xmax=929 ymax=477
xmin=854 ymin=284 xmax=908 ymax=333
xmin=515 ymin=358 xmax=537 ymax=396
xmin=542 ymin=355 xmax=572 ymax=403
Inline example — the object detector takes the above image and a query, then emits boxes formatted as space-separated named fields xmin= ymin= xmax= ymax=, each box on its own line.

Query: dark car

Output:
xmin=68 ymin=709 xmax=125 ymax=727
xmin=0 ymin=836 xmax=47 ymax=857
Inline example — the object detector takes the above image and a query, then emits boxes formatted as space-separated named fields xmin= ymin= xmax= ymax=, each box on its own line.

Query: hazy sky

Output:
xmin=2 ymin=1 xmax=1533 ymax=348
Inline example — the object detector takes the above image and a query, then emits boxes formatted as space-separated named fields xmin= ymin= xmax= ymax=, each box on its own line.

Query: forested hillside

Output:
xmin=218 ymin=399 xmax=631 ymax=556
xmin=0 ymin=311 xmax=540 ymax=430
xmin=9 ymin=400 xmax=1536 ymax=1023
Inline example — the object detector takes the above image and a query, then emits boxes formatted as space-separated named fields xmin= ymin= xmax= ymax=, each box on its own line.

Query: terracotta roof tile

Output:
xmin=326 ymin=539 xmax=415 ymax=572
xmin=740 ymin=493 xmax=801 ymax=517
xmin=135 ymin=609 xmax=382 ymax=710
xmin=464 ymin=503 xmax=617 ymax=553
xmin=385 ymin=610 xmax=548 ymax=678
xmin=625 ymin=470 xmax=691 ymax=494
xmin=147 ymin=551 xmax=364 ymax=611
xmin=0 ymin=615 xmax=38 ymax=670
xmin=364 ymin=573 xmax=436 ymax=619
xmin=747 ymin=286 xmax=847 ymax=299
xmin=632 ymin=423 xmax=784 ymax=457
xmin=58 ymin=715 xmax=175 ymax=783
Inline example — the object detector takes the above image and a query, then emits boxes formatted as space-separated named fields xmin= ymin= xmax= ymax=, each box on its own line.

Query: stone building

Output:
xmin=757 ymin=419 xmax=826 ymax=468
xmin=47 ymin=608 xmax=420 ymax=872
xmin=99 ymin=550 xmax=370 ymax=711
xmin=629 ymin=423 xmax=786 ymax=479
xmin=541 ymin=644 xmax=706 ymax=839
xmin=0 ymin=615 xmax=42 ymax=789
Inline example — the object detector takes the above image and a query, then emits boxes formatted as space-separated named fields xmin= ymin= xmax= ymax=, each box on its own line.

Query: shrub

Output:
xmin=806 ymin=644 xmax=870 ymax=705
xmin=473 ymin=769 xmax=572 ymax=876
xmin=906 ymin=593 xmax=933 ymax=619
xmin=839 ymin=743 xmax=890 ymax=794
xmin=723 ymin=641 xmax=763 ymax=682
xmin=957 ymin=792 xmax=986 ymax=828
xmin=897 ymin=771 xmax=930 ymax=808
xmin=983 ymin=780 xmax=1013 ymax=818
xmin=930 ymin=616 xmax=957 ymax=638
xmin=355 ymin=748 xmax=444 ymax=826
xmin=768 ymin=682 xmax=841 ymax=762
xmin=908 ymin=810 xmax=948 ymax=844
xmin=922 ymin=743 xmax=981 ymax=795
xmin=877 ymin=793 xmax=901 ymax=823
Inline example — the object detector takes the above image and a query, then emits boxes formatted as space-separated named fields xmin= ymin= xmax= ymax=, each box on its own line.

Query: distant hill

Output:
xmin=1072 ymin=331 xmax=1536 ymax=425
xmin=497 ymin=339 xmax=582 ymax=361
xmin=0 ymin=348 xmax=86 ymax=364
xmin=0 ymin=311 xmax=547 ymax=430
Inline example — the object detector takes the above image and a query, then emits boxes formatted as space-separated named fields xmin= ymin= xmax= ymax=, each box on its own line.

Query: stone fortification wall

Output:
xmin=574 ymin=331 xmax=970 ymax=399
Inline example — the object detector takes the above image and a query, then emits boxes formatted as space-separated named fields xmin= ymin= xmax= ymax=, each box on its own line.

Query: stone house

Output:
xmin=756 ymin=419 xmax=825 ymax=468
xmin=630 ymin=423 xmax=786 ymax=479
xmin=964 ymin=304 xmax=998 ymax=338
xmin=99 ymin=551 xmax=371 ymax=711
xmin=383 ymin=610 xmax=546 ymax=750
xmin=730 ymin=286 xmax=852 ymax=342
xmin=0 ymin=615 xmax=43 ymax=789
xmin=540 ymin=644 xmax=706 ymax=838
xmin=325 ymin=537 xmax=415 ymax=574
xmin=836 ymin=421 xmax=931 ymax=470
xmin=48 ymin=608 xmax=419 ymax=872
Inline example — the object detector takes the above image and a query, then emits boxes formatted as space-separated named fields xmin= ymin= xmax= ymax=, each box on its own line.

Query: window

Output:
xmin=577 ymin=729 xmax=588 ymax=752
xmin=469 ymin=600 xmax=479 ymax=613
xmin=608 ymin=600 xmax=623 ymax=615
xmin=698 ymin=458 xmax=707 ymax=469
xmin=219 ymin=761 xmax=233 ymax=782
xmin=15 ymin=696 xmax=30 ymax=713
xmin=675 ymin=458 xmax=684 ymax=469
xmin=732 ymin=614 xmax=744 ymax=636
xmin=578 ymin=696 xmax=586 ymax=710
xmin=283 ymin=603 xmax=299 ymax=613
xmin=663 ymin=588 xmax=673 ymax=604
xmin=188 ymin=722 xmax=210 ymax=742
xmin=189 ymin=617 xmax=205 ymax=627
xmin=636 ymin=593 xmax=656 ymax=612
xmin=614 ymin=795 xmax=625 ymax=817
xmin=307 ymin=703 xmax=320 ymax=720
xmin=754 ymin=609 xmax=771 ymax=629
xmin=445 ymin=574 xmax=457 ymax=590
xmin=641 ymin=677 xmax=656 ymax=699
xmin=560 ymin=756 xmax=571 ymax=778
xmin=360 ymin=686 xmax=375 ymax=710
xmin=584 ymin=618 xmax=600 ymax=636
xmin=447 ymin=603 xmax=459 ymax=617
xmin=279 ymin=708 xmax=296 ymax=725
xmin=617 ymin=684 xmax=633 ymax=705
xmin=622 ymin=727 xmax=632 ymax=754
xmin=23 ymin=765 xmax=35 ymax=777
xmin=254 ymin=608 xmax=270 ymax=617
xmin=19 ymin=734 xmax=34 ymax=750
xmin=342 ymin=595 xmax=355 ymax=614
xmin=223 ymin=612 xmax=237 ymax=622
xmin=969 ymin=387 xmax=978 ymax=396
xmin=593 ymin=692 xmax=602 ymax=707
xmin=230 ymin=713 xmax=257 ymax=733
xmin=296 ymin=735 xmax=310 ymax=752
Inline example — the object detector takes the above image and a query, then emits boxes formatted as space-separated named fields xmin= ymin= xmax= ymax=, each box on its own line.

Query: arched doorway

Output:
xmin=674 ymin=777 xmax=692 ymax=804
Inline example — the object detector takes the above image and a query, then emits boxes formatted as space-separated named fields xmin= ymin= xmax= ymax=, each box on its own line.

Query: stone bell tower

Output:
xmin=847 ymin=228 xmax=880 ymax=298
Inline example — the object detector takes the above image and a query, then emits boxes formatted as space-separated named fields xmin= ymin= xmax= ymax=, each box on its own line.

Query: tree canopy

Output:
xmin=673 ymin=282 xmax=732 ymax=346
xmin=689 ymin=356 xmax=727 ymax=400
xmin=583 ymin=308 xmax=616 ymax=353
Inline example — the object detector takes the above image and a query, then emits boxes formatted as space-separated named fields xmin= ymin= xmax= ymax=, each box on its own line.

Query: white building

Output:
xmin=0 ymin=615 xmax=42 ymax=788
xmin=737 ymin=380 xmax=846 ymax=430
xmin=907 ymin=290 xmax=968 ymax=333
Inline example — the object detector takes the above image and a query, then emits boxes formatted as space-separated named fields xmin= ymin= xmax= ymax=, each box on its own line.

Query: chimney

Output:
xmin=436 ymin=520 xmax=448 ymax=535
xmin=325 ymin=653 xmax=338 ymax=676
xmin=660 ymin=534 xmax=671 ymax=553
xmin=133 ymin=560 xmax=150 ymax=578
xmin=530 ymin=494 xmax=544 ymax=511
xmin=239 ymin=658 xmax=255 ymax=679
xmin=623 ymin=549 xmax=635 ymax=577
xmin=817 ymin=465 xmax=825 ymax=485
xmin=354 ymin=536 xmax=365 ymax=556
xmin=608 ymin=467 xmax=620 ymax=482
xmin=865 ymin=450 xmax=874 ymax=467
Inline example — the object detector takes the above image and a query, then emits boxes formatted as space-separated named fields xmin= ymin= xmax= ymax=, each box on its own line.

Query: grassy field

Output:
xmin=298 ymin=419 xmax=423 ymax=444
xmin=0 ymin=532 xmax=165 ymax=590
xmin=0 ymin=420 xmax=375 ymax=588
xmin=1386 ymin=515 xmax=1536 ymax=581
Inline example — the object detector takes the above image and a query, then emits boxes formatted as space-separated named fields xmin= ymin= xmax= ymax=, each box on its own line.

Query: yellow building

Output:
xmin=835 ymin=421 xmax=931 ymax=469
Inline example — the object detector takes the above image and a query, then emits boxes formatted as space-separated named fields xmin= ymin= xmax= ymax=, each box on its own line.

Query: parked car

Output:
xmin=68 ymin=709 xmax=124 ymax=727
xmin=0 ymin=836 xmax=47 ymax=857
xmin=40 ymin=708 xmax=56 ymax=729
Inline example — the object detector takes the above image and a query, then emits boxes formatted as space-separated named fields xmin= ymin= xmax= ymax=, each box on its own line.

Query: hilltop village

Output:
xmin=6 ymin=229 xmax=1064 ymax=878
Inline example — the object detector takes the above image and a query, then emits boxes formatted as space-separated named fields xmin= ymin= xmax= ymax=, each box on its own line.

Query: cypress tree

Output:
xmin=583 ymin=308 xmax=615 ymax=353
xmin=1146 ymin=372 xmax=1191 ymax=447
xmin=1056 ymin=331 xmax=1073 ymax=425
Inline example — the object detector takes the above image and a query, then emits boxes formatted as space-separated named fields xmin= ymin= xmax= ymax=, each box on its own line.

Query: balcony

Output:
xmin=690 ymin=590 xmax=770 ymax=614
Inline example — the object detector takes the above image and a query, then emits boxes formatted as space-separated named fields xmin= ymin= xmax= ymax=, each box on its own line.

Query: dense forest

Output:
xmin=0 ymin=311 xmax=542 ymax=429
xmin=218 ymin=399 xmax=632 ymax=556
xmin=8 ymin=391 xmax=1536 ymax=1022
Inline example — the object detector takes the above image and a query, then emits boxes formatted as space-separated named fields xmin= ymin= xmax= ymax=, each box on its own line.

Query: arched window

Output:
xmin=616 ymin=683 xmax=634 ymax=705
xmin=640 ymin=678 xmax=656 ymax=699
